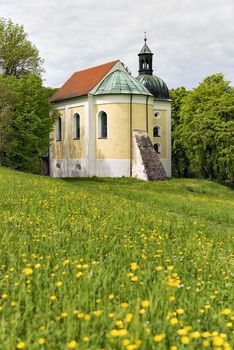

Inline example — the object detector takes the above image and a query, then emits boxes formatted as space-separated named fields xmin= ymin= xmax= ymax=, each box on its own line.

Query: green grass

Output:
xmin=0 ymin=167 xmax=233 ymax=350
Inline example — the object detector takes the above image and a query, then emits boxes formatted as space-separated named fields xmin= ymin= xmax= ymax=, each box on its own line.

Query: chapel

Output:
xmin=49 ymin=38 xmax=171 ymax=180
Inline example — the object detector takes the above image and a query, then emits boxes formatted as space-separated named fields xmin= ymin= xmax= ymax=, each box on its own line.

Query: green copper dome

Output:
xmin=94 ymin=70 xmax=152 ymax=96
xmin=136 ymin=75 xmax=170 ymax=100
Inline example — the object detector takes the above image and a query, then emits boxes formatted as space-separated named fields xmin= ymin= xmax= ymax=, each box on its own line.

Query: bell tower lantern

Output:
xmin=138 ymin=34 xmax=154 ymax=76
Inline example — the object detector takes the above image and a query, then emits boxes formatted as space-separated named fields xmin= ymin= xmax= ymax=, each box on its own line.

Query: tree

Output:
xmin=180 ymin=74 xmax=234 ymax=181
xmin=0 ymin=18 xmax=43 ymax=77
xmin=0 ymin=75 xmax=17 ymax=157
xmin=1 ymin=74 xmax=58 ymax=173
xmin=170 ymin=87 xmax=190 ymax=177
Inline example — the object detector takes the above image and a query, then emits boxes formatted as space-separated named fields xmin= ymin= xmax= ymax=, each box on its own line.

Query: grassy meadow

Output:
xmin=0 ymin=167 xmax=233 ymax=350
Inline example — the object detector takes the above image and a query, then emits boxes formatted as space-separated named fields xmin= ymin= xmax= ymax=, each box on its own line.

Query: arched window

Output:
xmin=153 ymin=126 xmax=160 ymax=137
xmin=56 ymin=117 xmax=62 ymax=141
xmin=154 ymin=143 xmax=161 ymax=154
xmin=73 ymin=113 xmax=80 ymax=139
xmin=98 ymin=111 xmax=108 ymax=138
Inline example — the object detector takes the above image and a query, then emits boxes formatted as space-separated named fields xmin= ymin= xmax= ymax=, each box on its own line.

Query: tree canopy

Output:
xmin=0 ymin=18 xmax=57 ymax=173
xmin=0 ymin=18 xmax=43 ymax=77
xmin=171 ymin=74 xmax=234 ymax=182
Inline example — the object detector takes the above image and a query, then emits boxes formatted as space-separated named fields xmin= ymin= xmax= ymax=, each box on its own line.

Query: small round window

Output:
xmin=154 ymin=112 xmax=160 ymax=119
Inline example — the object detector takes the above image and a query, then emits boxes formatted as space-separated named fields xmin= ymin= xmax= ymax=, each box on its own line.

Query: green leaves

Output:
xmin=171 ymin=74 xmax=234 ymax=181
xmin=0 ymin=18 xmax=43 ymax=77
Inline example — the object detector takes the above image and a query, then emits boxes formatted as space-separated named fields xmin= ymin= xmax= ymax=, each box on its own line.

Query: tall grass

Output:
xmin=0 ymin=167 xmax=233 ymax=350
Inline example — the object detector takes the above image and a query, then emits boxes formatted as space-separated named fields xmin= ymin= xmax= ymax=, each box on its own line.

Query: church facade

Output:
xmin=49 ymin=39 xmax=171 ymax=179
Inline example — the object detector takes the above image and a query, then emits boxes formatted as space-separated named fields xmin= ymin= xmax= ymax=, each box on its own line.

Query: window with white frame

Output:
xmin=73 ymin=113 xmax=80 ymax=139
xmin=98 ymin=111 xmax=108 ymax=138
xmin=56 ymin=117 xmax=62 ymax=141
xmin=154 ymin=111 xmax=161 ymax=119
xmin=153 ymin=126 xmax=161 ymax=137
xmin=154 ymin=143 xmax=161 ymax=154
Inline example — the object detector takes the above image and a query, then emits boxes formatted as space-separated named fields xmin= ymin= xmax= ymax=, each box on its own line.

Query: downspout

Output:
xmin=146 ymin=95 xmax=149 ymax=133
xmin=130 ymin=94 xmax=133 ymax=177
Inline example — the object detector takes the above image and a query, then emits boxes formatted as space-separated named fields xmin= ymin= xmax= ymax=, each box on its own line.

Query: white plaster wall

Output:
xmin=95 ymin=160 xmax=130 ymax=177
xmin=50 ymin=159 xmax=87 ymax=178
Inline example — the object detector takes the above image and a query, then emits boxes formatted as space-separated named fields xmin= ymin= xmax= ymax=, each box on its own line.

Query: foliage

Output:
xmin=0 ymin=18 xmax=43 ymax=77
xmin=170 ymin=87 xmax=189 ymax=177
xmin=0 ymin=169 xmax=233 ymax=349
xmin=170 ymin=74 xmax=234 ymax=181
xmin=0 ymin=75 xmax=17 ymax=156
xmin=0 ymin=74 xmax=58 ymax=172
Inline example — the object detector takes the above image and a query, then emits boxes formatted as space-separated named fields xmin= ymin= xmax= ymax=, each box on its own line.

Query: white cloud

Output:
xmin=1 ymin=0 xmax=234 ymax=89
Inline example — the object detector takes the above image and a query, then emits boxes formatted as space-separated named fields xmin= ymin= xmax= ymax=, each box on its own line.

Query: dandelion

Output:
xmin=93 ymin=310 xmax=102 ymax=317
xmin=110 ymin=329 xmax=119 ymax=337
xmin=167 ymin=265 xmax=174 ymax=271
xmin=169 ymin=295 xmax=176 ymax=302
xmin=141 ymin=300 xmax=150 ymax=308
xmin=176 ymin=308 xmax=185 ymax=315
xmin=213 ymin=336 xmax=224 ymax=346
xmin=1 ymin=293 xmax=8 ymax=299
xmin=56 ymin=281 xmax=63 ymax=287
xmin=118 ymin=329 xmax=128 ymax=337
xmin=38 ymin=338 xmax=45 ymax=345
xmin=67 ymin=340 xmax=77 ymax=348
xmin=154 ymin=333 xmax=165 ymax=342
xmin=170 ymin=317 xmax=178 ymax=325
xmin=49 ymin=295 xmax=57 ymax=301
xmin=181 ymin=336 xmax=190 ymax=344
xmin=83 ymin=336 xmax=89 ymax=342
xmin=221 ymin=308 xmax=231 ymax=315
xmin=22 ymin=268 xmax=33 ymax=275
xmin=177 ymin=329 xmax=188 ymax=336
xmin=130 ymin=262 xmax=139 ymax=271
xmin=121 ymin=303 xmax=129 ymax=309
xmin=125 ymin=313 xmax=133 ymax=322
xmin=16 ymin=342 xmax=25 ymax=349
xmin=122 ymin=339 xmax=130 ymax=346
xmin=131 ymin=276 xmax=138 ymax=282
xmin=156 ymin=266 xmax=163 ymax=271
xmin=191 ymin=331 xmax=200 ymax=338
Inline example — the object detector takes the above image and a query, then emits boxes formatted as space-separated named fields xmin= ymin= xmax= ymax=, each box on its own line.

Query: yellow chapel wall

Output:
xmin=51 ymin=109 xmax=66 ymax=160
xmin=68 ymin=106 xmax=85 ymax=159
xmin=94 ymin=100 xmax=154 ymax=160
xmin=153 ymin=109 xmax=168 ymax=159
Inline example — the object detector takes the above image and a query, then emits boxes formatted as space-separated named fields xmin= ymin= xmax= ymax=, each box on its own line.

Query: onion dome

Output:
xmin=94 ymin=70 xmax=152 ymax=96
xmin=137 ymin=36 xmax=170 ymax=100
xmin=136 ymin=74 xmax=170 ymax=100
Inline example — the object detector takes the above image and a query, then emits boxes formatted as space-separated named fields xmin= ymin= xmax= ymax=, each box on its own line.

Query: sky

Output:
xmin=1 ymin=0 xmax=234 ymax=89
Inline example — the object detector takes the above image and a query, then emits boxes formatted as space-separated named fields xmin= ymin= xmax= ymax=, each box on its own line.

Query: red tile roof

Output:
xmin=50 ymin=60 xmax=119 ymax=102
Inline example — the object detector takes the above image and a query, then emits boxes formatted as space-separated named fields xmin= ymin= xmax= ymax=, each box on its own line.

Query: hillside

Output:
xmin=0 ymin=167 xmax=233 ymax=350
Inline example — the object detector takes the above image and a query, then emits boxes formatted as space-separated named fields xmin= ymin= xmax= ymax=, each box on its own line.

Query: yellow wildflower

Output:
xmin=170 ymin=317 xmax=178 ymax=325
xmin=67 ymin=340 xmax=77 ymax=349
xmin=221 ymin=308 xmax=231 ymax=315
xmin=122 ymin=339 xmax=130 ymax=346
xmin=118 ymin=329 xmax=128 ymax=337
xmin=22 ymin=268 xmax=33 ymax=275
xmin=176 ymin=308 xmax=185 ymax=315
xmin=38 ymin=338 xmax=45 ymax=345
xmin=131 ymin=276 xmax=138 ymax=282
xmin=110 ymin=329 xmax=119 ymax=337
xmin=130 ymin=262 xmax=139 ymax=271
xmin=141 ymin=300 xmax=150 ymax=308
xmin=121 ymin=303 xmax=129 ymax=309
xmin=154 ymin=333 xmax=165 ymax=342
xmin=181 ymin=336 xmax=190 ymax=344
xmin=213 ymin=336 xmax=224 ymax=347
xmin=16 ymin=342 xmax=25 ymax=349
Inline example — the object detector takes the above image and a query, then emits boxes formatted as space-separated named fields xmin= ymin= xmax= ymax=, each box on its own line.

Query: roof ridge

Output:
xmin=73 ymin=60 xmax=119 ymax=75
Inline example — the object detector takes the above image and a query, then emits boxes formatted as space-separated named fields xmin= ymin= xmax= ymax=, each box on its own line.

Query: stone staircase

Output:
xmin=132 ymin=130 xmax=167 ymax=180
